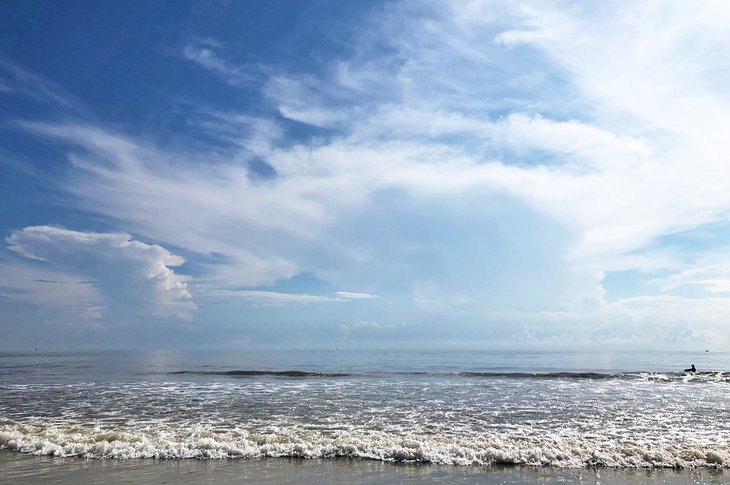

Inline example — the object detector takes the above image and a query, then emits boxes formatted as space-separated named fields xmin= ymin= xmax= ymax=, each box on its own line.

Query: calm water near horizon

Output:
xmin=1 ymin=349 xmax=730 ymax=482
xmin=0 ymin=348 xmax=724 ymax=383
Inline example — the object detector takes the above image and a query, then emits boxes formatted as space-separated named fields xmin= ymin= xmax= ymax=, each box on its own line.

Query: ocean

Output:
xmin=1 ymin=349 xmax=728 ymax=483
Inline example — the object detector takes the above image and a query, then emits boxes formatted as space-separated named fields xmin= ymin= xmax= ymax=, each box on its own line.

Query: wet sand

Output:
xmin=1 ymin=451 xmax=727 ymax=484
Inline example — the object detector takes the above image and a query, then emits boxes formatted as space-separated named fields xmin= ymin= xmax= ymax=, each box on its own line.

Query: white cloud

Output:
xmin=338 ymin=320 xmax=406 ymax=334
xmin=0 ymin=59 xmax=87 ymax=115
xmin=334 ymin=291 xmax=378 ymax=300
xmin=265 ymin=75 xmax=349 ymax=128
xmin=687 ymin=279 xmax=730 ymax=293
xmin=352 ymin=320 xmax=383 ymax=329
xmin=10 ymin=1 xmax=730 ymax=339
xmin=183 ymin=41 xmax=257 ymax=86
xmin=251 ymin=1 xmax=730 ymax=270
xmin=595 ymin=294 xmax=730 ymax=346
xmin=474 ymin=2 xmax=730 ymax=261
xmin=18 ymin=121 xmax=305 ymax=287
xmin=6 ymin=226 xmax=196 ymax=320
xmin=205 ymin=290 xmax=339 ymax=306
xmin=205 ymin=289 xmax=377 ymax=306
xmin=491 ymin=292 xmax=728 ymax=348
xmin=656 ymin=261 xmax=730 ymax=294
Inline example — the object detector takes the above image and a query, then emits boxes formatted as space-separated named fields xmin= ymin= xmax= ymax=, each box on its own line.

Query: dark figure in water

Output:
xmin=684 ymin=364 xmax=696 ymax=373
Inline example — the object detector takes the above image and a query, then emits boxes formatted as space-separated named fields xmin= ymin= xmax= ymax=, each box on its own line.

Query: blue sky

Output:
xmin=2 ymin=0 xmax=730 ymax=350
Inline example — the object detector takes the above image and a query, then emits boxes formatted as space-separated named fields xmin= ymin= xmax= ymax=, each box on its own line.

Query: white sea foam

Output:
xmin=1 ymin=423 xmax=729 ymax=468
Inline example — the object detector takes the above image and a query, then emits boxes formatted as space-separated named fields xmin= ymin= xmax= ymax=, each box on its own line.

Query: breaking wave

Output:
xmin=1 ymin=423 xmax=728 ymax=468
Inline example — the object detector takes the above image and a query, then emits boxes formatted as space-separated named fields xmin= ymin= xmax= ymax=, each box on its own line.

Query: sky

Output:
xmin=1 ymin=0 xmax=730 ymax=350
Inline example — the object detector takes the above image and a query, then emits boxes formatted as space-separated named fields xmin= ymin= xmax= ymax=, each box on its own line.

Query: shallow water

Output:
xmin=2 ymin=452 xmax=728 ymax=484
xmin=1 ymin=350 xmax=729 ymax=469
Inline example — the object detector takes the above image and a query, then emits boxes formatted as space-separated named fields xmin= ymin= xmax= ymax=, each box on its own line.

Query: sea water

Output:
xmin=1 ymin=349 xmax=729 ymax=468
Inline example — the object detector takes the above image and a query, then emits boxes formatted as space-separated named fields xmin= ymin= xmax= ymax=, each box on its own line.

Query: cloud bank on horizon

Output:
xmin=1 ymin=0 xmax=730 ymax=349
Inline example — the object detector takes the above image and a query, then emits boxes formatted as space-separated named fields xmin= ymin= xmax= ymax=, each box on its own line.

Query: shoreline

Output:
xmin=1 ymin=451 xmax=727 ymax=484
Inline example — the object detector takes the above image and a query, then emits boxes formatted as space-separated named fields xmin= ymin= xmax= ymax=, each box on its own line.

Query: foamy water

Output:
xmin=1 ymin=350 xmax=729 ymax=468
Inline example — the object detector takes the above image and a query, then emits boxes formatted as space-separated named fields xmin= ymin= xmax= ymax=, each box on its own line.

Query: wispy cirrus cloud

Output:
xmin=204 ymin=289 xmax=377 ymax=306
xmin=656 ymin=258 xmax=730 ymax=295
xmin=183 ymin=39 xmax=259 ymax=86
xmin=0 ymin=59 xmax=88 ymax=115
xmin=335 ymin=291 xmax=378 ymax=300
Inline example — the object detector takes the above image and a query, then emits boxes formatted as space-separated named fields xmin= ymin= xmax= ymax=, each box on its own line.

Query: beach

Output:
xmin=2 ymin=452 xmax=728 ymax=484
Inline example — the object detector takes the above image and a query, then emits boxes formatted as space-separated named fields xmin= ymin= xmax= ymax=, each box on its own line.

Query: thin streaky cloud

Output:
xmin=0 ymin=59 xmax=90 ymax=116
xmin=183 ymin=41 xmax=258 ymax=86
xmin=335 ymin=291 xmax=378 ymax=300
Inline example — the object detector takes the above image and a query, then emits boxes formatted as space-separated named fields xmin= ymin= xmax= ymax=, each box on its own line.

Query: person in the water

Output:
xmin=684 ymin=364 xmax=696 ymax=373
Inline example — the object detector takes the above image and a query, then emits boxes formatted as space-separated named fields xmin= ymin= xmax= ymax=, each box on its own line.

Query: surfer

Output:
xmin=684 ymin=364 xmax=696 ymax=373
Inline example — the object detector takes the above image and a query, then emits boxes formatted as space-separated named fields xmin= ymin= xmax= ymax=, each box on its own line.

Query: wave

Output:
xmin=169 ymin=370 xmax=352 ymax=378
xmin=459 ymin=371 xmax=614 ymax=379
xmin=1 ymin=423 xmax=727 ymax=468
xmin=166 ymin=369 xmax=730 ymax=382
xmin=463 ymin=371 xmax=730 ymax=383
